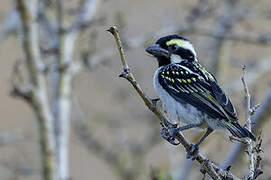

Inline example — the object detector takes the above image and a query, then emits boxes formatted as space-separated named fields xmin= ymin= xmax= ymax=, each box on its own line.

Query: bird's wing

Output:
xmin=158 ymin=63 xmax=237 ymax=121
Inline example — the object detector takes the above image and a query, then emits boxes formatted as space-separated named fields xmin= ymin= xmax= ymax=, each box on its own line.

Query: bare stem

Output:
xmin=241 ymin=66 xmax=255 ymax=180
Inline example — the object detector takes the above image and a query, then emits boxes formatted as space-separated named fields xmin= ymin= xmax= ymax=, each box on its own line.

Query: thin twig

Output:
xmin=241 ymin=66 xmax=260 ymax=180
xmin=220 ymin=88 xmax=270 ymax=172
xmin=108 ymin=26 xmax=240 ymax=180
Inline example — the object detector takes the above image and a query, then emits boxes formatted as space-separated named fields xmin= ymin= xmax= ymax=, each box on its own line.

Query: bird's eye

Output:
xmin=168 ymin=44 xmax=178 ymax=52
xmin=188 ymin=56 xmax=194 ymax=61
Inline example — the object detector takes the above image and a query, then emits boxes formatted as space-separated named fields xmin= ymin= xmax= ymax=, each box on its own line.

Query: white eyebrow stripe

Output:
xmin=166 ymin=39 xmax=197 ymax=57
xmin=182 ymin=42 xmax=197 ymax=57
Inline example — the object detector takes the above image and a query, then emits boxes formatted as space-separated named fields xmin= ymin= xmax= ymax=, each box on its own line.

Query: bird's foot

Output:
xmin=160 ymin=124 xmax=180 ymax=145
xmin=186 ymin=144 xmax=199 ymax=160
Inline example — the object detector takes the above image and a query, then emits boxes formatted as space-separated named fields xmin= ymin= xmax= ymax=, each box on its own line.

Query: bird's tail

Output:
xmin=224 ymin=121 xmax=256 ymax=141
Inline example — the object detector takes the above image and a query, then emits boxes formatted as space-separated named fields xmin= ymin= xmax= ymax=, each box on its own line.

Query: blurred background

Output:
xmin=0 ymin=0 xmax=271 ymax=179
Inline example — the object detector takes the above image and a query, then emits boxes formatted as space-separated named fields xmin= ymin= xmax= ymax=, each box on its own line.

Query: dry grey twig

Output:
xmin=241 ymin=66 xmax=263 ymax=180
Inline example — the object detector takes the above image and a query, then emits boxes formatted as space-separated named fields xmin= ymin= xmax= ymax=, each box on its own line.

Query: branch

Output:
xmin=241 ymin=66 xmax=263 ymax=180
xmin=108 ymin=26 xmax=240 ymax=180
xmin=221 ymin=88 xmax=271 ymax=171
xmin=16 ymin=0 xmax=56 ymax=179
xmin=242 ymin=66 xmax=255 ymax=179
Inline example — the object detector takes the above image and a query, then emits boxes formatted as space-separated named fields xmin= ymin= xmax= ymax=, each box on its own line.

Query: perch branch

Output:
xmin=108 ymin=26 xmax=240 ymax=180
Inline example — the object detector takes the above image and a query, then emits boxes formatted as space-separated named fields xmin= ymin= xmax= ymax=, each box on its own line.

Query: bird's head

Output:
xmin=146 ymin=35 xmax=197 ymax=67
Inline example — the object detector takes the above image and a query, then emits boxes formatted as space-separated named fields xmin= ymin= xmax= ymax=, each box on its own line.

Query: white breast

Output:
xmin=153 ymin=67 xmax=204 ymax=125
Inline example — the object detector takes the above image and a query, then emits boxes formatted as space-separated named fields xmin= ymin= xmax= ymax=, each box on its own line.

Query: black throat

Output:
xmin=157 ymin=56 xmax=171 ymax=67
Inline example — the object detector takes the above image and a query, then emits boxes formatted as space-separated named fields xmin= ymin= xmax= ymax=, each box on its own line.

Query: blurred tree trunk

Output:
xmin=12 ymin=0 xmax=101 ymax=179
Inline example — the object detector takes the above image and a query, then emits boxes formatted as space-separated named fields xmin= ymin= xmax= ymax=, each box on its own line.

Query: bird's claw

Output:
xmin=186 ymin=144 xmax=199 ymax=160
xmin=161 ymin=125 xmax=180 ymax=145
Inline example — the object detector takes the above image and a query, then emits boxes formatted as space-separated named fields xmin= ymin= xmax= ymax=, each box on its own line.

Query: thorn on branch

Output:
xmin=226 ymin=165 xmax=231 ymax=171
xmin=123 ymin=67 xmax=130 ymax=74
xmin=10 ymin=60 xmax=33 ymax=103
xmin=58 ymin=63 xmax=71 ymax=72
xmin=253 ymin=168 xmax=263 ymax=179
xmin=250 ymin=103 xmax=261 ymax=116
xmin=10 ymin=86 xmax=32 ymax=102
xmin=118 ymin=67 xmax=130 ymax=78
xmin=118 ymin=73 xmax=125 ymax=78
xmin=107 ymin=26 xmax=117 ymax=35
xmin=253 ymin=138 xmax=263 ymax=153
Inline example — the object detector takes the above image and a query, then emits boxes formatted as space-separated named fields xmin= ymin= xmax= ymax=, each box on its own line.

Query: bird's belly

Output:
xmin=166 ymin=100 xmax=204 ymax=125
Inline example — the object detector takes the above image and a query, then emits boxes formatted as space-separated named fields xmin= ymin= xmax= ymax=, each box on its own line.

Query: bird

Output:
xmin=145 ymin=35 xmax=256 ymax=159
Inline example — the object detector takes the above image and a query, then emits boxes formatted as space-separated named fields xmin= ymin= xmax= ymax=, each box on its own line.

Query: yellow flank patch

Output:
xmin=167 ymin=71 xmax=169 ymax=75
xmin=166 ymin=39 xmax=183 ymax=47
xmin=182 ymin=79 xmax=187 ymax=83
xmin=172 ymin=79 xmax=175 ymax=83
xmin=187 ymin=79 xmax=191 ymax=83
xmin=186 ymin=71 xmax=189 ymax=74
xmin=176 ymin=72 xmax=179 ymax=75
xmin=172 ymin=71 xmax=175 ymax=74
xmin=181 ymin=71 xmax=184 ymax=75
xmin=162 ymin=71 xmax=164 ymax=74
xmin=192 ymin=77 xmax=196 ymax=82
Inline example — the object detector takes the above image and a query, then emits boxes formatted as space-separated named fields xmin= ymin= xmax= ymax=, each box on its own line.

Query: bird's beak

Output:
xmin=145 ymin=44 xmax=170 ymax=58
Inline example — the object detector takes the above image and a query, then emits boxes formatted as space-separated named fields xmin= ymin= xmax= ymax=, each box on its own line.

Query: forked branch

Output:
xmin=241 ymin=66 xmax=263 ymax=180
